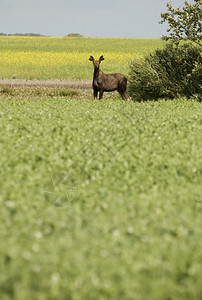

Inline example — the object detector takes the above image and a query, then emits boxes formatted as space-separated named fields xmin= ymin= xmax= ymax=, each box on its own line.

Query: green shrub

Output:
xmin=128 ymin=43 xmax=202 ymax=101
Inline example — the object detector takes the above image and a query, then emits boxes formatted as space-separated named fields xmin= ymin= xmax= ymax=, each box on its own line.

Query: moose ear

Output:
xmin=99 ymin=55 xmax=104 ymax=62
xmin=89 ymin=56 xmax=94 ymax=62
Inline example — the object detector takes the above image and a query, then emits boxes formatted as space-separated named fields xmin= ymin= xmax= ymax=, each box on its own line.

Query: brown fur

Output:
xmin=89 ymin=55 xmax=130 ymax=100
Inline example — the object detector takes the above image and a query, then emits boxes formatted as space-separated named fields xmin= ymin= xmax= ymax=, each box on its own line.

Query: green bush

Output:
xmin=128 ymin=43 xmax=202 ymax=101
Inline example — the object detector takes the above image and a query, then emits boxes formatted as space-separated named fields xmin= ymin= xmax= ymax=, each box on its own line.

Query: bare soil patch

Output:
xmin=0 ymin=78 xmax=92 ymax=89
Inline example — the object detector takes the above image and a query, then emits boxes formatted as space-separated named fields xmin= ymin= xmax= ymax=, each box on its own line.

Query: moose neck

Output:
xmin=94 ymin=67 xmax=101 ymax=78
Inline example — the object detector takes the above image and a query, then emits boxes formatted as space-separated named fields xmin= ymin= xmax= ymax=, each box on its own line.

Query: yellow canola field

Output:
xmin=0 ymin=50 xmax=142 ymax=66
xmin=0 ymin=36 xmax=163 ymax=79
xmin=0 ymin=51 xmax=143 ymax=79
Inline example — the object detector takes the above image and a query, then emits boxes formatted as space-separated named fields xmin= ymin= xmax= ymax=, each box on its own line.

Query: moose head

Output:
xmin=89 ymin=55 xmax=104 ymax=70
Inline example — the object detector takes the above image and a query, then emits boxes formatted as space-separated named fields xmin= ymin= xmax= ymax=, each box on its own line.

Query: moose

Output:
xmin=89 ymin=55 xmax=130 ymax=100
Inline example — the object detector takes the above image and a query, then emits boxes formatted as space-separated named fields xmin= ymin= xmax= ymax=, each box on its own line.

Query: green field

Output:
xmin=0 ymin=93 xmax=202 ymax=299
xmin=0 ymin=36 xmax=202 ymax=299
xmin=0 ymin=36 xmax=164 ymax=53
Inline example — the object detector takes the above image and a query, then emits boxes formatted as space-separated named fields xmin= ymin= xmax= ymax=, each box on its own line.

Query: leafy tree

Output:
xmin=160 ymin=0 xmax=202 ymax=46
xmin=129 ymin=0 xmax=201 ymax=101
xmin=66 ymin=33 xmax=83 ymax=37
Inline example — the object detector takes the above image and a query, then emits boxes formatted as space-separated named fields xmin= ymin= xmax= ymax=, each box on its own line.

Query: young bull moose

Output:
xmin=89 ymin=55 xmax=130 ymax=100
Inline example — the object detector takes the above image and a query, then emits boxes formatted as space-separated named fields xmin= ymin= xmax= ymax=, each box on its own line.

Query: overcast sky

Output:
xmin=0 ymin=0 xmax=193 ymax=38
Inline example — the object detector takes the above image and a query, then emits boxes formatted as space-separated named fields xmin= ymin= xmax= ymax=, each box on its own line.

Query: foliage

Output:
xmin=129 ymin=1 xmax=202 ymax=101
xmin=0 ymin=36 xmax=164 ymax=80
xmin=66 ymin=33 xmax=84 ymax=37
xmin=128 ymin=43 xmax=202 ymax=101
xmin=0 ymin=33 xmax=47 ymax=37
xmin=160 ymin=0 xmax=202 ymax=46
xmin=0 ymin=95 xmax=202 ymax=300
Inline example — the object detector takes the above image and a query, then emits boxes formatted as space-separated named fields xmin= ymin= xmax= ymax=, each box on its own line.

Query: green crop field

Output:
xmin=0 ymin=93 xmax=202 ymax=299
xmin=0 ymin=36 xmax=202 ymax=300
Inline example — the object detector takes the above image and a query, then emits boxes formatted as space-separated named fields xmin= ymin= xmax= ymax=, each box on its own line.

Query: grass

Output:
xmin=0 ymin=86 xmax=89 ymax=100
xmin=0 ymin=93 xmax=202 ymax=299
xmin=0 ymin=36 xmax=165 ymax=80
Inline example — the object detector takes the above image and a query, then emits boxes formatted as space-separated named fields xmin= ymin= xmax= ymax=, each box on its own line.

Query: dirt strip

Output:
xmin=0 ymin=79 xmax=92 ymax=89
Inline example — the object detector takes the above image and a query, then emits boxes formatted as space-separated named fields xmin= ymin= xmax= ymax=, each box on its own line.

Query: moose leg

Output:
xmin=118 ymin=85 xmax=130 ymax=100
xmin=121 ymin=91 xmax=130 ymax=100
xmin=118 ymin=91 xmax=125 ymax=100
xmin=99 ymin=91 xmax=104 ymax=100
xmin=117 ymin=88 xmax=127 ymax=100
xmin=94 ymin=88 xmax=98 ymax=99
xmin=124 ymin=92 xmax=130 ymax=100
